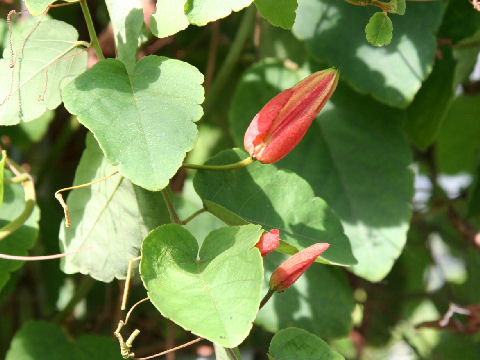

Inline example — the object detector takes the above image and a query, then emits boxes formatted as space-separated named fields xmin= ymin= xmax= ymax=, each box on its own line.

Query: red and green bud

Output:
xmin=244 ymin=68 xmax=339 ymax=164
xmin=255 ymin=229 xmax=280 ymax=257
xmin=269 ymin=243 xmax=330 ymax=292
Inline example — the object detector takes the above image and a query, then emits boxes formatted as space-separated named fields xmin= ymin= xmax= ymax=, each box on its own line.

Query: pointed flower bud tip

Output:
xmin=255 ymin=229 xmax=280 ymax=257
xmin=269 ymin=243 xmax=330 ymax=292
xmin=244 ymin=68 xmax=339 ymax=164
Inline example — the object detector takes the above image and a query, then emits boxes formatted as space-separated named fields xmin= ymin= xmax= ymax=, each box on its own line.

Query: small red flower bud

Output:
xmin=244 ymin=68 xmax=339 ymax=164
xmin=255 ymin=229 xmax=280 ymax=257
xmin=269 ymin=243 xmax=330 ymax=292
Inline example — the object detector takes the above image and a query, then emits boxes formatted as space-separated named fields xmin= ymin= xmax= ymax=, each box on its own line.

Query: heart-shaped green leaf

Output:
xmin=59 ymin=134 xmax=171 ymax=282
xmin=62 ymin=56 xmax=204 ymax=191
xmin=269 ymin=328 xmax=344 ymax=360
xmin=0 ymin=17 xmax=87 ymax=125
xmin=293 ymin=0 xmax=443 ymax=107
xmin=193 ymin=149 xmax=356 ymax=267
xmin=140 ymin=224 xmax=263 ymax=347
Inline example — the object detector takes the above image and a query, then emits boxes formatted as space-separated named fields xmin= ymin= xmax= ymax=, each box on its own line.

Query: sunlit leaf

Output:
xmin=0 ymin=17 xmax=87 ymax=125
xmin=141 ymin=224 xmax=263 ymax=347
xmin=62 ymin=56 xmax=204 ymax=191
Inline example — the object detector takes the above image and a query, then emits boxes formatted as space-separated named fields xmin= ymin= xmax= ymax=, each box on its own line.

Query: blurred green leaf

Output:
xmin=62 ymin=56 xmax=204 ymax=191
xmin=256 ymin=251 xmax=354 ymax=339
xmin=194 ymin=148 xmax=356 ymax=266
xmin=151 ymin=0 xmax=189 ymax=38
xmin=405 ymin=48 xmax=456 ymax=150
xmin=0 ymin=171 xmax=40 ymax=293
xmin=140 ymin=224 xmax=263 ymax=347
xmin=255 ymin=0 xmax=298 ymax=30
xmin=269 ymin=328 xmax=344 ymax=360
xmin=185 ymin=0 xmax=254 ymax=26
xmin=293 ymin=0 xmax=443 ymax=107
xmin=0 ymin=150 xmax=5 ymax=208
xmin=214 ymin=344 xmax=242 ymax=360
xmin=229 ymin=61 xmax=413 ymax=281
xmin=105 ymin=0 xmax=144 ymax=73
xmin=389 ymin=0 xmax=406 ymax=15
xmin=5 ymin=321 xmax=122 ymax=359
xmin=365 ymin=12 xmax=392 ymax=47
xmin=24 ymin=0 xmax=78 ymax=16
xmin=59 ymin=134 xmax=170 ymax=282
xmin=0 ymin=17 xmax=87 ymax=125
xmin=436 ymin=94 xmax=480 ymax=174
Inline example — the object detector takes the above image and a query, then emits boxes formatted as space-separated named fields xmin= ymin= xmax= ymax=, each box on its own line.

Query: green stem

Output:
xmin=183 ymin=157 xmax=255 ymax=171
xmin=79 ymin=0 xmax=105 ymax=60
xmin=181 ymin=208 xmax=206 ymax=225
xmin=161 ymin=188 xmax=181 ymax=224
xmin=226 ymin=347 xmax=241 ymax=360
xmin=259 ymin=289 xmax=275 ymax=310
xmin=54 ymin=276 xmax=96 ymax=323
xmin=202 ymin=6 xmax=256 ymax=117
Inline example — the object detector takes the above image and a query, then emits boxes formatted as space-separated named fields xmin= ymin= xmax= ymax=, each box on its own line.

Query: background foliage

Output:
xmin=1 ymin=0 xmax=480 ymax=359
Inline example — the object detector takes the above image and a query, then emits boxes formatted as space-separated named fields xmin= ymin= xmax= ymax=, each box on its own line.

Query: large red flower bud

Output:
xmin=255 ymin=229 xmax=280 ymax=257
xmin=269 ymin=243 xmax=330 ymax=292
xmin=244 ymin=69 xmax=339 ymax=164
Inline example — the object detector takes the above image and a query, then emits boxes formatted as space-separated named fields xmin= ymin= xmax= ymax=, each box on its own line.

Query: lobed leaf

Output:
xmin=141 ymin=224 xmax=264 ymax=347
xmin=0 ymin=17 xmax=87 ymax=125
xmin=62 ymin=56 xmax=204 ymax=191
xmin=59 ymin=134 xmax=171 ymax=282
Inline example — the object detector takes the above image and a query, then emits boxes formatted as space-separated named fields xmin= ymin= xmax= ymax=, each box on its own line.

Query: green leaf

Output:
xmin=389 ymin=0 xmax=406 ymax=15
xmin=0 ymin=172 xmax=40 ymax=293
xmin=185 ymin=0 xmax=254 ymax=26
xmin=293 ymin=0 xmax=443 ymax=107
xmin=24 ymin=0 xmax=78 ymax=16
xmin=151 ymin=0 xmax=190 ymax=38
xmin=254 ymin=0 xmax=298 ymax=30
xmin=105 ymin=0 xmax=144 ymax=73
xmin=256 ymin=251 xmax=354 ymax=339
xmin=269 ymin=328 xmax=344 ymax=360
xmin=140 ymin=224 xmax=263 ymax=347
xmin=436 ymin=94 xmax=480 ymax=174
xmin=59 ymin=134 xmax=170 ymax=282
xmin=405 ymin=48 xmax=456 ymax=151
xmin=5 ymin=321 xmax=122 ymax=360
xmin=62 ymin=56 xmax=204 ymax=191
xmin=0 ymin=17 xmax=87 ymax=125
xmin=194 ymin=149 xmax=356 ymax=266
xmin=468 ymin=165 xmax=480 ymax=218
xmin=365 ymin=12 xmax=392 ymax=47
xmin=229 ymin=61 xmax=413 ymax=281
xmin=0 ymin=150 xmax=5 ymax=207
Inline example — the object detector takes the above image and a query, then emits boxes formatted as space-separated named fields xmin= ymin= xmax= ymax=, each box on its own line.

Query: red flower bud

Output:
xmin=255 ymin=229 xmax=280 ymax=257
xmin=269 ymin=243 xmax=330 ymax=292
xmin=244 ymin=68 xmax=339 ymax=164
